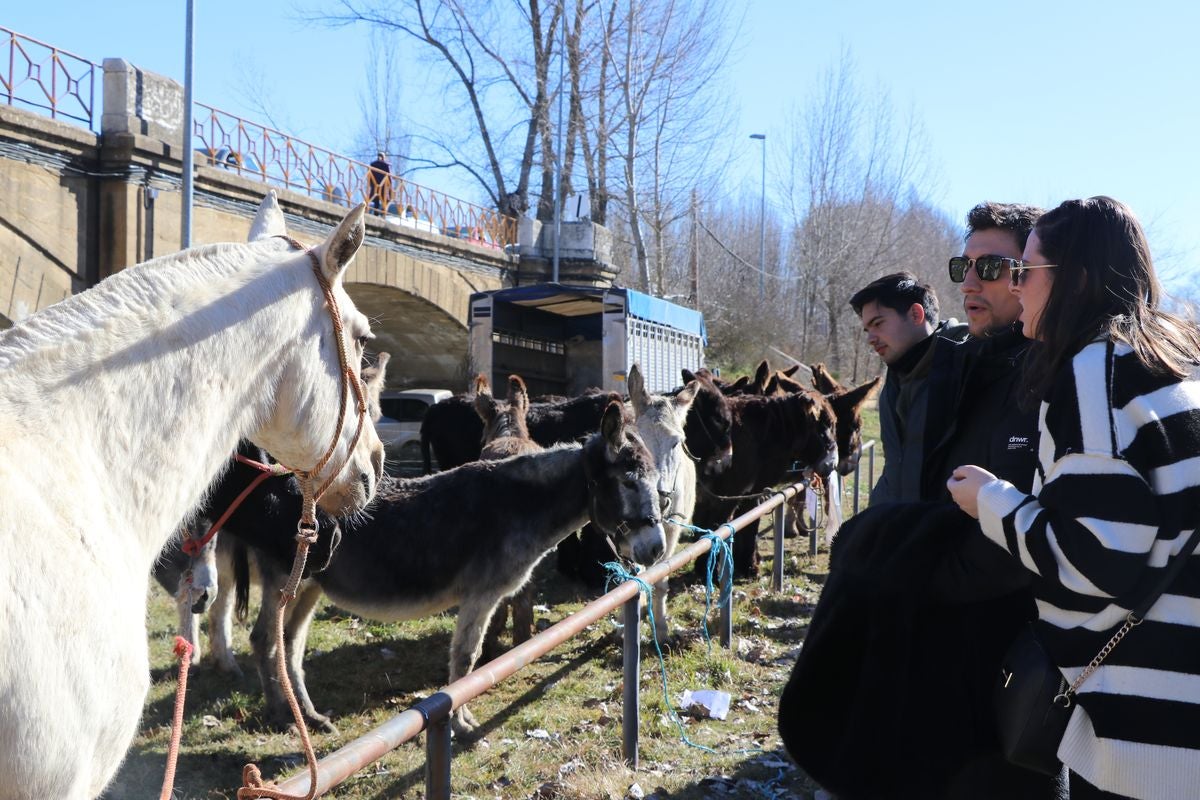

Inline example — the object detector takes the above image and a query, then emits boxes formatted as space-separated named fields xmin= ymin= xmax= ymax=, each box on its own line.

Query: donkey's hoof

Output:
xmin=303 ymin=712 xmax=339 ymax=736
xmin=451 ymin=708 xmax=479 ymax=738
xmin=214 ymin=657 xmax=244 ymax=678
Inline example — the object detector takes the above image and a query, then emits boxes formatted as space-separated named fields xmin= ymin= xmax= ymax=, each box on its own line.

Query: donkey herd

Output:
xmin=0 ymin=191 xmax=879 ymax=799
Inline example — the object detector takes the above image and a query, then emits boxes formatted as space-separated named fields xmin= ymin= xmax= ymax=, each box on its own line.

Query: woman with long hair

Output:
xmin=948 ymin=196 xmax=1200 ymax=799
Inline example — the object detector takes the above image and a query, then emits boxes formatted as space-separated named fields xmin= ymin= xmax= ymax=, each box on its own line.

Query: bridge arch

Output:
xmin=344 ymin=245 xmax=502 ymax=390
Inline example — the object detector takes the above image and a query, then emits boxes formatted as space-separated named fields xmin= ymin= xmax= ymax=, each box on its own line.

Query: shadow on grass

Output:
xmin=360 ymin=633 xmax=617 ymax=799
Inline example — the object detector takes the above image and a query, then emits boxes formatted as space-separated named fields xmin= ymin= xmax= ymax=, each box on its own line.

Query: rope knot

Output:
xmin=295 ymin=520 xmax=319 ymax=546
xmin=172 ymin=636 xmax=194 ymax=662
xmin=237 ymin=764 xmax=274 ymax=799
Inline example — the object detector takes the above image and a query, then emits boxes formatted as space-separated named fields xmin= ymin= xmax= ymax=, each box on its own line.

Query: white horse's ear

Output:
xmin=248 ymin=190 xmax=286 ymax=242
xmin=318 ymin=203 xmax=367 ymax=283
xmin=627 ymin=363 xmax=647 ymax=415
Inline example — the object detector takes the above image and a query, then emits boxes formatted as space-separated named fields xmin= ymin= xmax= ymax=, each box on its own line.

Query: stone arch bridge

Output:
xmin=0 ymin=107 xmax=508 ymax=389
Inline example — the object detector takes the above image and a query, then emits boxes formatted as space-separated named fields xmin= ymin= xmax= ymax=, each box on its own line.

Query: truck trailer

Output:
xmin=467 ymin=284 xmax=706 ymax=397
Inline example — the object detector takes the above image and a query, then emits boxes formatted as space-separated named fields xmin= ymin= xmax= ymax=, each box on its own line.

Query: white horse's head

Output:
xmin=248 ymin=194 xmax=385 ymax=516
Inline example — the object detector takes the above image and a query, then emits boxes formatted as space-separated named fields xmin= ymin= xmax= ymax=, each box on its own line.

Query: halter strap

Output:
xmin=181 ymin=454 xmax=292 ymax=557
xmin=272 ymin=235 xmax=369 ymax=553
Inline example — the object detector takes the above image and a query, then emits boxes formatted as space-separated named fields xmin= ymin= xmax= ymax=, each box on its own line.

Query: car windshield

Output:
xmin=379 ymin=397 xmax=432 ymax=423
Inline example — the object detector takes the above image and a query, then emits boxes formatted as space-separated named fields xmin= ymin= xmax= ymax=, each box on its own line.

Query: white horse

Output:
xmin=0 ymin=192 xmax=384 ymax=800
xmin=627 ymin=363 xmax=698 ymax=641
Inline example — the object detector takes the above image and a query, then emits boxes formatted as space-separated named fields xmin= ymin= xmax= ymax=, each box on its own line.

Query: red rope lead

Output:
xmin=182 ymin=457 xmax=290 ymax=557
xmin=159 ymin=636 xmax=195 ymax=800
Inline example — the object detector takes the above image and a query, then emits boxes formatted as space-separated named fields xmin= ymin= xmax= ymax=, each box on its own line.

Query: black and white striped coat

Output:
xmin=978 ymin=338 xmax=1200 ymax=800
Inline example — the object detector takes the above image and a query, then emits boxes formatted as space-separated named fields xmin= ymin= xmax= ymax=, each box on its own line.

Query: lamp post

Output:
xmin=182 ymin=0 xmax=195 ymax=248
xmin=749 ymin=133 xmax=765 ymax=299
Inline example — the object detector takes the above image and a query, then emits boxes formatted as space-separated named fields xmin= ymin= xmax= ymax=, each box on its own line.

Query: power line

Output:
xmin=695 ymin=217 xmax=803 ymax=282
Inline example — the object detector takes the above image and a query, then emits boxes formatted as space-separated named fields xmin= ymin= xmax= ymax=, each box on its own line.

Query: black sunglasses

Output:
xmin=948 ymin=255 xmax=1021 ymax=283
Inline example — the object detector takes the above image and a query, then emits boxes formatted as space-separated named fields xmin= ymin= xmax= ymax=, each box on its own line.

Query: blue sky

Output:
xmin=7 ymin=1 xmax=1198 ymax=290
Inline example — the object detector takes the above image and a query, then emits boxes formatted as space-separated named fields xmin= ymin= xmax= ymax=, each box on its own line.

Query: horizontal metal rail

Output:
xmin=272 ymin=482 xmax=807 ymax=797
xmin=0 ymin=26 xmax=97 ymax=130
xmin=191 ymin=103 xmax=518 ymax=248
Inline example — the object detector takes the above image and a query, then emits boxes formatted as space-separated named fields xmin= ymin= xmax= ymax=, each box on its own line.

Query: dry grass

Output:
xmin=102 ymin=544 xmax=828 ymax=800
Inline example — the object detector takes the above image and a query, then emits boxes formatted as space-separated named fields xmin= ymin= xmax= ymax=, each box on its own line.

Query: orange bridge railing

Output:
xmin=192 ymin=103 xmax=518 ymax=249
xmin=1 ymin=26 xmax=98 ymax=130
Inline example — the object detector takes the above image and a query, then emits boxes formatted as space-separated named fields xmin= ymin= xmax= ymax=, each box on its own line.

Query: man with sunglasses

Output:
xmin=921 ymin=202 xmax=1044 ymax=502
xmin=850 ymin=272 xmax=966 ymax=504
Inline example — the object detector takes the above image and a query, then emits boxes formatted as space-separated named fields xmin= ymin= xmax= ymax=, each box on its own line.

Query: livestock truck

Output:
xmin=467 ymin=283 xmax=706 ymax=398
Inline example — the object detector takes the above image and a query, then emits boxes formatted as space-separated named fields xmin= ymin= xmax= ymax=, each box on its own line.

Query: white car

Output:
xmin=375 ymin=388 xmax=453 ymax=475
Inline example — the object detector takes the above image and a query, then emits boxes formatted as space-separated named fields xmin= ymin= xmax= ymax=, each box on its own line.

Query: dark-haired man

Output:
xmin=921 ymin=201 xmax=1045 ymax=500
xmin=850 ymin=272 xmax=966 ymax=503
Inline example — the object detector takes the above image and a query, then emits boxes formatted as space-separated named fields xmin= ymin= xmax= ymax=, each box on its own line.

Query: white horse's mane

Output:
xmin=0 ymin=239 xmax=292 ymax=374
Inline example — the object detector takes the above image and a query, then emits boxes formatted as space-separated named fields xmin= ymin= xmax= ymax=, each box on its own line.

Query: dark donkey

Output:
xmin=228 ymin=401 xmax=663 ymax=736
xmin=420 ymin=388 xmax=621 ymax=473
xmin=692 ymin=388 xmax=839 ymax=577
xmin=473 ymin=373 xmax=543 ymax=655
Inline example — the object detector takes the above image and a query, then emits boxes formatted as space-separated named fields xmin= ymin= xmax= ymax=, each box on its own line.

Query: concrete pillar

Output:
xmin=101 ymin=58 xmax=183 ymax=146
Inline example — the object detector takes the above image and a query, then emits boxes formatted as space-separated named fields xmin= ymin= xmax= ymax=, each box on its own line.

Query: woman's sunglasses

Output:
xmin=1009 ymin=263 xmax=1058 ymax=287
xmin=948 ymin=255 xmax=1020 ymax=283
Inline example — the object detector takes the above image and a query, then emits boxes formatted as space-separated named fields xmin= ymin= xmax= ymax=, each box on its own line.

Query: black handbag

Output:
xmin=994 ymin=523 xmax=1200 ymax=775
xmin=995 ymin=624 xmax=1072 ymax=775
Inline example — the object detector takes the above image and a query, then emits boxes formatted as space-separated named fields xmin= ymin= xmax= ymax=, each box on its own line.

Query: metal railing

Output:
xmin=0 ymin=26 xmax=98 ymax=130
xmin=192 ymin=103 xmax=518 ymax=248
xmin=850 ymin=439 xmax=876 ymax=516
xmin=269 ymin=483 xmax=809 ymax=798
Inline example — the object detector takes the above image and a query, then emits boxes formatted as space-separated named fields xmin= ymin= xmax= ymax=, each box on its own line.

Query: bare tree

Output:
xmin=776 ymin=51 xmax=944 ymax=376
xmin=319 ymin=0 xmax=563 ymax=218
xmin=353 ymin=28 xmax=412 ymax=172
xmin=598 ymin=0 xmax=734 ymax=293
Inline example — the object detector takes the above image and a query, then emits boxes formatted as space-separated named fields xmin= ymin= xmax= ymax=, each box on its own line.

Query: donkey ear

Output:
xmin=753 ymin=360 xmax=770 ymax=392
xmin=804 ymin=390 xmax=825 ymax=422
xmin=248 ymin=190 xmax=286 ymax=242
xmin=681 ymin=368 xmax=696 ymax=383
xmin=508 ymin=375 xmax=529 ymax=413
xmin=842 ymin=375 xmax=882 ymax=409
xmin=472 ymin=376 xmax=496 ymax=422
xmin=317 ymin=203 xmax=367 ymax=283
xmin=674 ymin=380 xmax=699 ymax=414
xmin=628 ymin=363 xmax=647 ymax=415
xmin=600 ymin=400 xmax=625 ymax=456
xmin=362 ymin=351 xmax=390 ymax=423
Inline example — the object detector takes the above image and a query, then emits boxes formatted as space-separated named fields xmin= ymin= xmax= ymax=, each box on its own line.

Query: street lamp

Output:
xmin=182 ymin=0 xmax=196 ymax=248
xmin=749 ymin=133 xmax=765 ymax=299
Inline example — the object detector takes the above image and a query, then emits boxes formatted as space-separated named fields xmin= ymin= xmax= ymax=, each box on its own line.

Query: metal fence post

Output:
xmin=772 ymin=505 xmax=786 ymax=592
xmin=868 ymin=443 xmax=876 ymax=501
xmin=719 ymin=555 xmax=733 ymax=649
xmin=415 ymin=692 xmax=454 ymax=800
xmin=852 ymin=458 xmax=861 ymax=514
xmin=622 ymin=594 xmax=641 ymax=770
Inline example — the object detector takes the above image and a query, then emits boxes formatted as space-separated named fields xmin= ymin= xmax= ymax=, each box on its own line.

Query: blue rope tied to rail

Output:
xmin=672 ymin=520 xmax=736 ymax=651
xmin=603 ymin=560 xmax=727 ymax=756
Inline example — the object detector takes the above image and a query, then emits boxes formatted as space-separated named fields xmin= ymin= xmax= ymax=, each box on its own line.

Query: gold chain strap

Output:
xmin=1054 ymin=611 xmax=1143 ymax=707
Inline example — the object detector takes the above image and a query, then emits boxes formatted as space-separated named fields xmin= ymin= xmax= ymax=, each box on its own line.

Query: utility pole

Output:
xmin=749 ymin=133 xmax=766 ymax=300
xmin=552 ymin=3 xmax=566 ymax=283
xmin=688 ymin=188 xmax=699 ymax=307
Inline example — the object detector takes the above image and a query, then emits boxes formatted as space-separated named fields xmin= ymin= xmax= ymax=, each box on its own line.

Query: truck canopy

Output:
xmin=468 ymin=284 xmax=706 ymax=397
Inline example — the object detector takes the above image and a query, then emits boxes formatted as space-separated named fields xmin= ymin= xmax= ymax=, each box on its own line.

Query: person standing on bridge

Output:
xmin=367 ymin=151 xmax=393 ymax=214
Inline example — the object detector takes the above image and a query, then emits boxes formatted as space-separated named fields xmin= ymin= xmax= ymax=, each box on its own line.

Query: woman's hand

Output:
xmin=947 ymin=465 xmax=998 ymax=519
